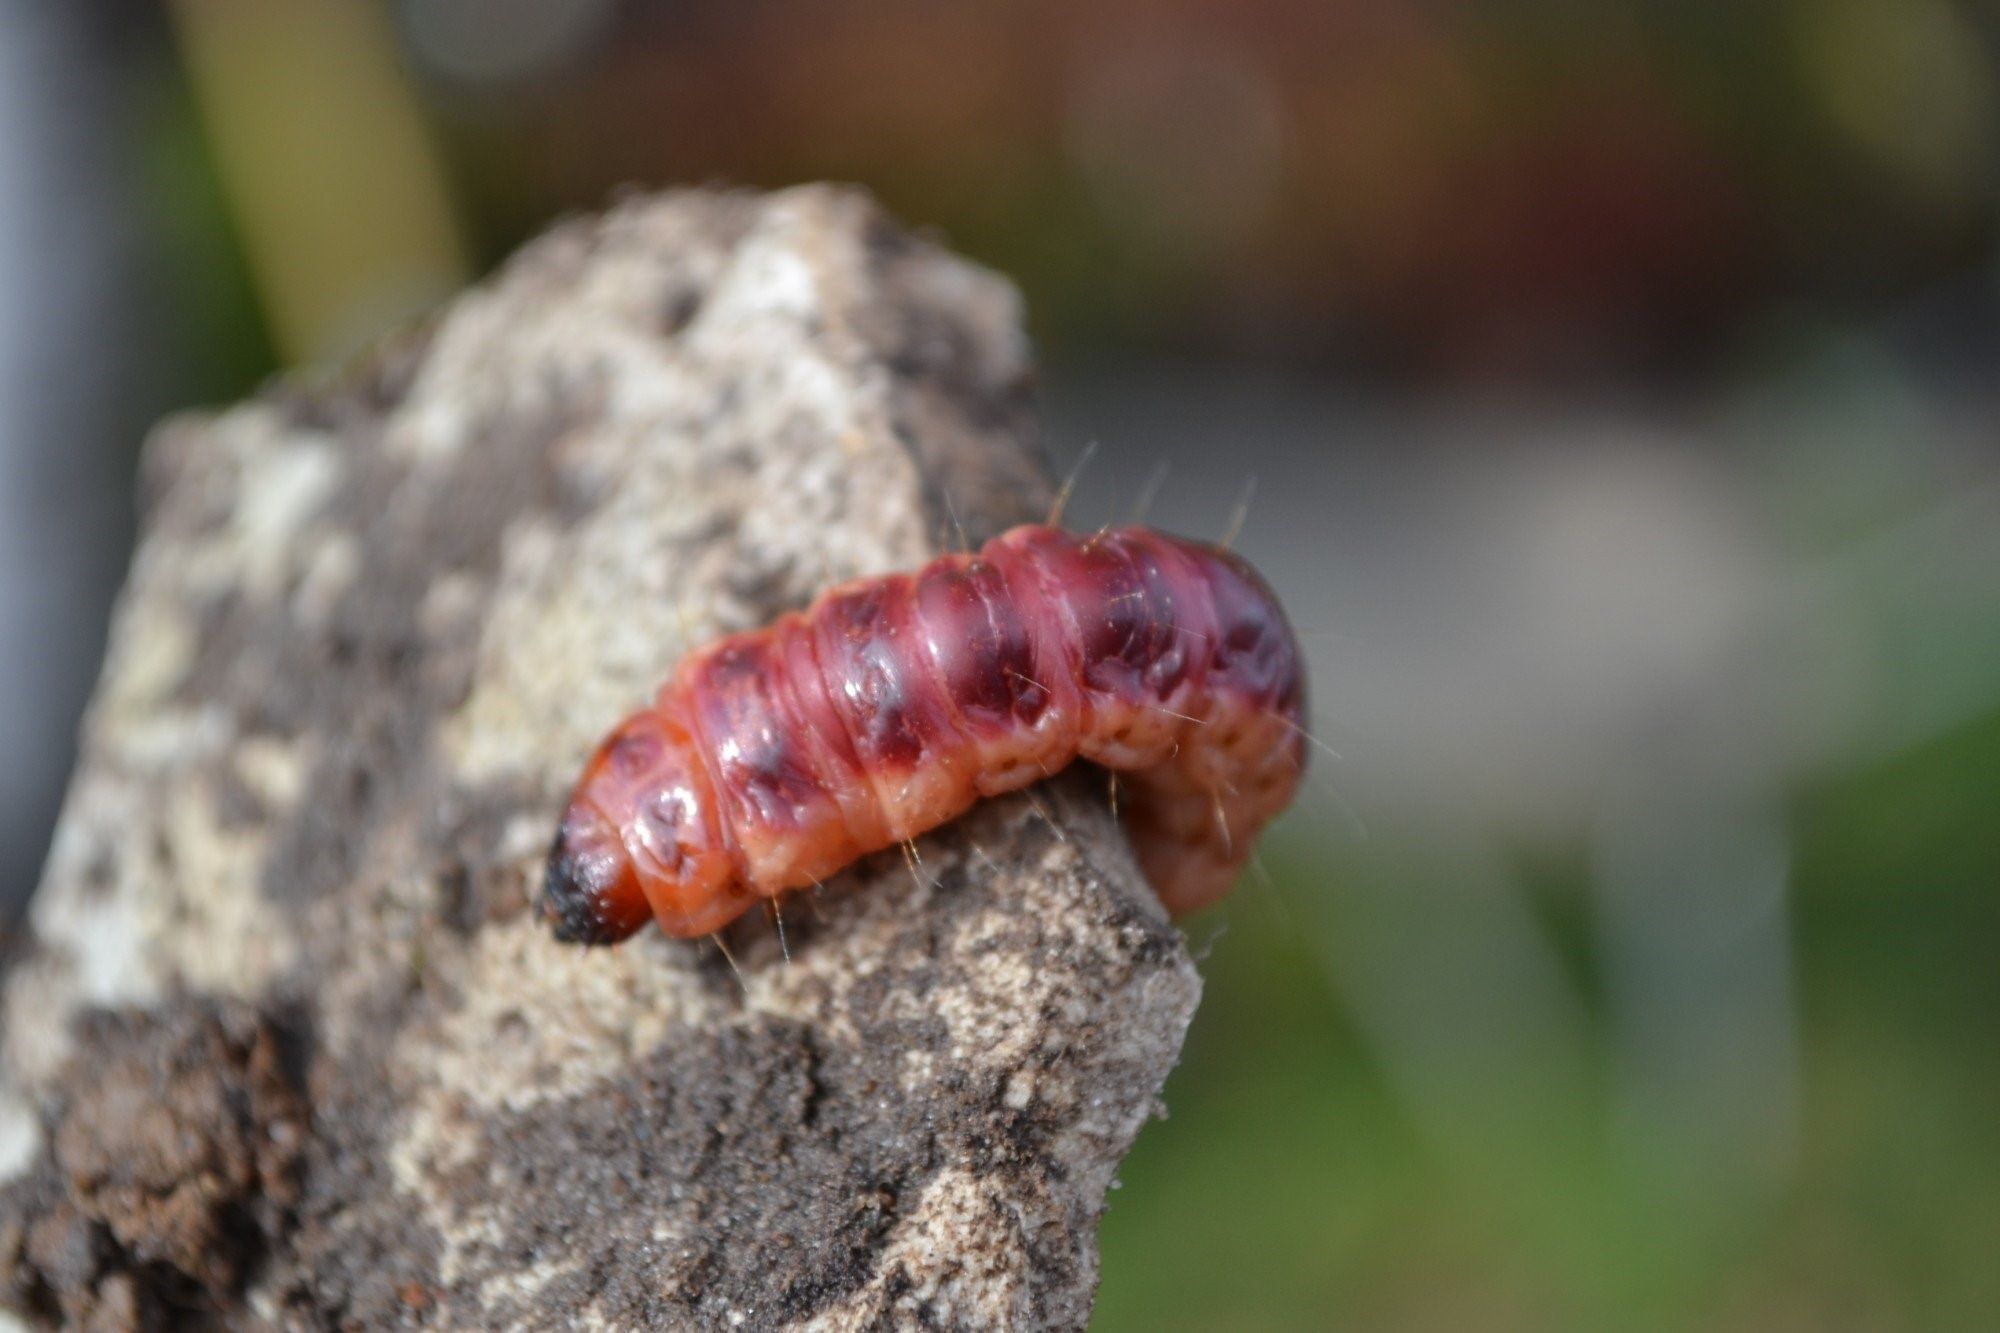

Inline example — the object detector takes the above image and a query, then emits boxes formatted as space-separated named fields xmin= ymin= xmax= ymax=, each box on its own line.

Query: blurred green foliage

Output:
xmin=1098 ymin=708 xmax=2000 ymax=1330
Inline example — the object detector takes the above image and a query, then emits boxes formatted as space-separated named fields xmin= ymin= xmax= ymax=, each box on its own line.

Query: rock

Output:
xmin=0 ymin=187 xmax=1200 ymax=1329
xmin=0 ymin=1003 xmax=305 ymax=1328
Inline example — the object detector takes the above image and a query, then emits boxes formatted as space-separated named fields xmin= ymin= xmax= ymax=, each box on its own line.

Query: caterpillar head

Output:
xmin=543 ymin=707 xmax=746 ymax=943
xmin=543 ymin=801 xmax=650 ymax=944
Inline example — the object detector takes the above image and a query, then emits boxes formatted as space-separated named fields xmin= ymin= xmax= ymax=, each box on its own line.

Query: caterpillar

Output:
xmin=542 ymin=523 xmax=1306 ymax=943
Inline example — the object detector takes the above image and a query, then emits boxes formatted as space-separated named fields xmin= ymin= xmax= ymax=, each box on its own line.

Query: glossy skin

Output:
xmin=543 ymin=524 xmax=1306 ymax=942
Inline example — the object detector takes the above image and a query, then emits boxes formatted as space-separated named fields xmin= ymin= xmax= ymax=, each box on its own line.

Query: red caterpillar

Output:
xmin=543 ymin=524 xmax=1306 ymax=942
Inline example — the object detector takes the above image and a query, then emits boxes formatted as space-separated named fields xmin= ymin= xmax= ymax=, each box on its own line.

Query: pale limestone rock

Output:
xmin=0 ymin=187 xmax=1198 ymax=1331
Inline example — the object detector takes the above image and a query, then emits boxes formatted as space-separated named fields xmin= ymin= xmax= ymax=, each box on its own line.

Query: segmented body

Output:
xmin=543 ymin=523 xmax=1306 ymax=942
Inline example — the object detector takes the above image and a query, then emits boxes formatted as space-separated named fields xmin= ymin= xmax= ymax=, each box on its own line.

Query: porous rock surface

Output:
xmin=0 ymin=187 xmax=1200 ymax=1329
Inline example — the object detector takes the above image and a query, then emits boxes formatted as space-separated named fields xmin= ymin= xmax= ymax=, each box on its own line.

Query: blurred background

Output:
xmin=3 ymin=1 xmax=1997 ymax=1327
